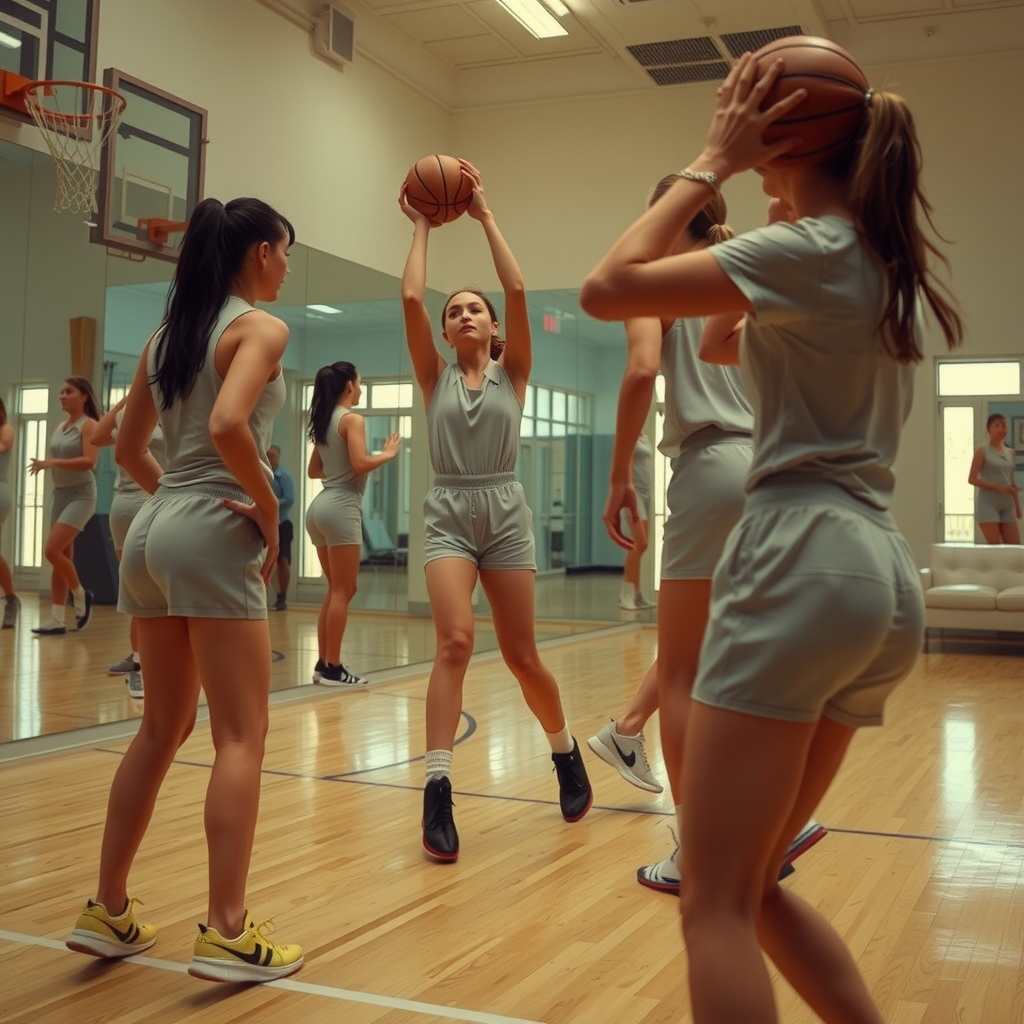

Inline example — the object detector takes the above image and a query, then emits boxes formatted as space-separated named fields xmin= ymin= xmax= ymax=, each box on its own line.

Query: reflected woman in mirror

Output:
xmin=400 ymin=159 xmax=593 ymax=863
xmin=92 ymin=395 xmax=166 ymax=696
xmin=617 ymin=432 xmax=654 ymax=610
xmin=29 ymin=376 xmax=100 ymax=635
xmin=0 ymin=396 xmax=18 ymax=629
xmin=306 ymin=360 xmax=401 ymax=685
xmin=66 ymin=197 xmax=304 ymax=983
xmin=968 ymin=413 xmax=1020 ymax=544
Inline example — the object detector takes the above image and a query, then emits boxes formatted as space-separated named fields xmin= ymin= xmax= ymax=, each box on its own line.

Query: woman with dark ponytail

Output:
xmin=29 ymin=376 xmax=100 ymax=635
xmin=583 ymin=48 xmax=963 ymax=1023
xmin=66 ymin=197 xmax=304 ymax=984
xmin=305 ymin=360 xmax=401 ymax=685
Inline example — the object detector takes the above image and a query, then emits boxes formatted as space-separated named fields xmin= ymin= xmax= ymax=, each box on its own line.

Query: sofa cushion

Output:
xmin=925 ymin=584 xmax=998 ymax=610
xmin=996 ymin=586 xmax=1024 ymax=612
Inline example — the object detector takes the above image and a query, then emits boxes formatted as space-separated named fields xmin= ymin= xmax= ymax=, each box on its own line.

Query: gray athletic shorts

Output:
xmin=0 ymin=482 xmax=10 ymax=524
xmin=662 ymin=438 xmax=752 ymax=580
xmin=119 ymin=482 xmax=268 ymax=620
xmin=424 ymin=472 xmax=536 ymax=570
xmin=693 ymin=478 xmax=924 ymax=727
xmin=109 ymin=489 xmax=149 ymax=551
xmin=306 ymin=486 xmax=362 ymax=547
xmin=51 ymin=482 xmax=97 ymax=531
xmin=975 ymin=488 xmax=1016 ymax=524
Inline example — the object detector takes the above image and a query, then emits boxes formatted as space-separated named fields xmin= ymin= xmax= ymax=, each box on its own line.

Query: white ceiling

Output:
xmin=257 ymin=0 xmax=1024 ymax=109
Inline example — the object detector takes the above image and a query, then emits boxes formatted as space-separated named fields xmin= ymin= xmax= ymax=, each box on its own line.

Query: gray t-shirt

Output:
xmin=710 ymin=216 xmax=917 ymax=511
xmin=317 ymin=406 xmax=365 ymax=495
xmin=659 ymin=317 xmax=753 ymax=458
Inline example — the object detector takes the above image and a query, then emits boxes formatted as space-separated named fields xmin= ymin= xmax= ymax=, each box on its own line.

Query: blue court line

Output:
xmin=0 ymin=931 xmax=545 ymax=1024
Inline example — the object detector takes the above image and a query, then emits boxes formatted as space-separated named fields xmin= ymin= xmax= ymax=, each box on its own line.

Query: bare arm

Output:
xmin=115 ymin=346 xmax=163 ymax=494
xmin=37 ymin=418 xmax=101 ymax=473
xmin=308 ymin=447 xmax=324 ymax=480
xmin=399 ymin=190 xmax=445 ymax=406
xmin=968 ymin=448 xmax=1016 ymax=496
xmin=92 ymin=396 xmax=128 ymax=448
xmin=0 ymin=423 xmax=13 ymax=455
xmin=700 ymin=314 xmax=745 ymax=366
xmin=341 ymin=413 xmax=401 ymax=474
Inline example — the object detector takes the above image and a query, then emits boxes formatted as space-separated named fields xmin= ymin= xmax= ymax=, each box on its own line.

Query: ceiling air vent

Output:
xmin=626 ymin=25 xmax=804 ymax=86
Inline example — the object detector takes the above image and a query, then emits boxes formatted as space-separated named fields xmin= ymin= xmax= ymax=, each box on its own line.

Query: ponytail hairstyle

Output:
xmin=648 ymin=175 xmax=735 ymax=245
xmin=441 ymin=289 xmax=503 ymax=352
xmin=152 ymin=197 xmax=296 ymax=409
xmin=308 ymin=361 xmax=359 ymax=445
xmin=64 ymin=377 xmax=100 ymax=421
xmin=821 ymin=91 xmax=964 ymax=363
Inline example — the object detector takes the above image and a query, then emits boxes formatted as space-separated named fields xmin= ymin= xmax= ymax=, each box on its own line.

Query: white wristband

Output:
xmin=678 ymin=168 xmax=719 ymax=192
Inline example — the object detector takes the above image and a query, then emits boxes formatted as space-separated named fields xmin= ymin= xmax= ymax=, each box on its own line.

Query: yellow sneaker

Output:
xmin=66 ymin=897 xmax=157 ymax=958
xmin=187 ymin=913 xmax=303 ymax=983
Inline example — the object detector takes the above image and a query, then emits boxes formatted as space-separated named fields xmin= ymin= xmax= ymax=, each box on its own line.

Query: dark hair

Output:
xmin=818 ymin=91 xmax=963 ymax=363
xmin=648 ymin=176 xmax=734 ymax=245
xmin=151 ymin=197 xmax=295 ymax=410
xmin=308 ymin=361 xmax=358 ymax=444
xmin=64 ymin=377 xmax=100 ymax=420
xmin=0 ymin=395 xmax=6 ymax=428
xmin=986 ymin=413 xmax=1006 ymax=430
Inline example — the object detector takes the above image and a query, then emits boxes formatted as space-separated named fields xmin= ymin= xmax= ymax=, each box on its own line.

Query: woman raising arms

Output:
xmin=399 ymin=160 xmax=592 ymax=863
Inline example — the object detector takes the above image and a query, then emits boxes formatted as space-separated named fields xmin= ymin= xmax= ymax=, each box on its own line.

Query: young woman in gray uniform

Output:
xmin=0 ymin=397 xmax=18 ymax=629
xmin=29 ymin=376 xmax=100 ymax=635
xmin=92 ymin=396 xmax=166 ymax=696
xmin=968 ymin=413 xmax=1020 ymax=544
xmin=582 ymin=52 xmax=964 ymax=1024
xmin=306 ymin=360 xmax=401 ymax=686
xmin=400 ymin=159 xmax=592 ymax=863
xmin=617 ymin=433 xmax=654 ymax=610
xmin=65 ymin=197 xmax=303 ymax=984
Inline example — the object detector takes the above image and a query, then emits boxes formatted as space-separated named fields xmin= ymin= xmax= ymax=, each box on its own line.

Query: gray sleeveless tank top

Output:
xmin=660 ymin=318 xmax=753 ymax=458
xmin=50 ymin=417 xmax=95 ymax=489
xmin=979 ymin=444 xmax=1015 ymax=490
xmin=427 ymin=361 xmax=521 ymax=476
xmin=113 ymin=407 xmax=166 ymax=493
xmin=148 ymin=296 xmax=285 ymax=491
xmin=318 ymin=406 xmax=365 ymax=494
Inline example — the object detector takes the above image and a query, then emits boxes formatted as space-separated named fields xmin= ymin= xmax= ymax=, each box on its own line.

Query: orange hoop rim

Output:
xmin=23 ymin=79 xmax=127 ymax=116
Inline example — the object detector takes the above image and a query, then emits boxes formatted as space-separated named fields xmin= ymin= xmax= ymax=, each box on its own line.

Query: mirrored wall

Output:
xmin=1 ymin=138 xmax=655 ymax=744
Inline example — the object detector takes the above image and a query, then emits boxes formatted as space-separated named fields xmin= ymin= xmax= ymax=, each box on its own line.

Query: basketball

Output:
xmin=753 ymin=35 xmax=869 ymax=167
xmin=403 ymin=154 xmax=474 ymax=225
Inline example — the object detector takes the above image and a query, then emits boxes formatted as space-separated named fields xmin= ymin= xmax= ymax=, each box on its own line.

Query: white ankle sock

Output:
xmin=545 ymin=726 xmax=573 ymax=754
xmin=72 ymin=585 xmax=86 ymax=613
xmin=50 ymin=605 xmax=66 ymax=626
xmin=425 ymin=748 xmax=453 ymax=780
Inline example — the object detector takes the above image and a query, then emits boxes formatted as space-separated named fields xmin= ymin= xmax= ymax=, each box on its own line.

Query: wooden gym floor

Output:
xmin=1 ymin=609 xmax=1023 ymax=1021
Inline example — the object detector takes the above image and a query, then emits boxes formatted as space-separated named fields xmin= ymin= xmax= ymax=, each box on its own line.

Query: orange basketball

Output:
xmin=754 ymin=35 xmax=869 ymax=167
xmin=403 ymin=154 xmax=474 ymax=225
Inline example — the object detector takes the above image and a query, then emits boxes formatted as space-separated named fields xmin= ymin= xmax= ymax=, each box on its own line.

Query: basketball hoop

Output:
xmin=22 ymin=80 xmax=127 ymax=215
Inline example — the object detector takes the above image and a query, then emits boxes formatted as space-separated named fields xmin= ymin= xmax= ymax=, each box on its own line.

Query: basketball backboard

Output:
xmin=92 ymin=68 xmax=207 ymax=263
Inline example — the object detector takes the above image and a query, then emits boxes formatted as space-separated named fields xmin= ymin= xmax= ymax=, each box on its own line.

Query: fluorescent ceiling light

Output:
xmin=494 ymin=0 xmax=567 ymax=39
xmin=307 ymin=304 xmax=343 ymax=314
xmin=0 ymin=30 xmax=23 ymax=48
xmin=541 ymin=0 xmax=569 ymax=16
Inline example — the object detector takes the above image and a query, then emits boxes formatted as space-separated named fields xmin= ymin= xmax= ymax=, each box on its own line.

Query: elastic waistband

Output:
xmin=433 ymin=472 xmax=518 ymax=490
xmin=155 ymin=481 xmax=249 ymax=503
xmin=673 ymin=427 xmax=753 ymax=459
xmin=746 ymin=475 xmax=897 ymax=530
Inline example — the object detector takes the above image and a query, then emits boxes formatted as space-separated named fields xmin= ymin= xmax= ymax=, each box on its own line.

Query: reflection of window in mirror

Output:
xmin=13 ymin=387 xmax=50 ymax=572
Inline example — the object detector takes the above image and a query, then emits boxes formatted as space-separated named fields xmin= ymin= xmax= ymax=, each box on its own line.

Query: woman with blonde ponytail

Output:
xmin=583 ymin=47 xmax=962 ymax=1024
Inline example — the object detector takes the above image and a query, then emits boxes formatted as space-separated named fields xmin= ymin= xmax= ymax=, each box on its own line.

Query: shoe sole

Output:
xmin=422 ymin=841 xmax=459 ymax=863
xmin=783 ymin=823 xmax=827 ymax=866
xmin=109 ymin=665 xmax=137 ymax=676
xmin=561 ymin=787 xmax=593 ymax=823
xmin=636 ymin=870 xmax=680 ymax=895
xmin=317 ymin=677 xmax=368 ymax=687
xmin=586 ymin=734 xmax=663 ymax=794
xmin=187 ymin=956 xmax=304 ymax=983
xmin=66 ymin=930 xmax=156 ymax=958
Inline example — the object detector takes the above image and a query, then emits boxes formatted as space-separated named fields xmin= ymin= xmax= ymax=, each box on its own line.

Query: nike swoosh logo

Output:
xmin=208 ymin=941 xmax=273 ymax=966
xmin=611 ymin=736 xmax=636 ymax=768
xmin=105 ymin=920 xmax=141 ymax=944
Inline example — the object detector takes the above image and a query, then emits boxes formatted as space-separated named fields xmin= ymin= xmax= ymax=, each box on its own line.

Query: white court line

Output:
xmin=0 ymin=930 xmax=546 ymax=1024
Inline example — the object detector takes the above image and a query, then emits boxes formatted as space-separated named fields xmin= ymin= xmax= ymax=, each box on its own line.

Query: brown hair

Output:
xmin=0 ymin=395 xmax=6 ymax=428
xmin=441 ymin=288 xmax=503 ymax=352
xmin=648 ymin=175 xmax=735 ymax=245
xmin=822 ymin=91 xmax=964 ymax=363
xmin=64 ymin=377 xmax=100 ymax=420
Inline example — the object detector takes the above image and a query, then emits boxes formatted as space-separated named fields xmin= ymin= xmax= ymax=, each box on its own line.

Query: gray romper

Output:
xmin=306 ymin=406 xmax=365 ymax=547
xmin=119 ymin=297 xmax=285 ymax=619
xmin=974 ymin=445 xmax=1017 ymax=523
xmin=699 ymin=216 xmax=925 ymax=727
xmin=109 ymin=410 xmax=166 ymax=550
xmin=50 ymin=417 xmax=97 ymax=531
xmin=0 ymin=447 xmax=10 ymax=524
xmin=659 ymin=317 xmax=754 ymax=580
xmin=423 ymin=360 xmax=535 ymax=570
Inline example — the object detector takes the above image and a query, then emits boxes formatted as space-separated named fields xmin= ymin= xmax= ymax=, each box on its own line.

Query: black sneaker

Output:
xmin=75 ymin=590 xmax=94 ymax=630
xmin=422 ymin=776 xmax=459 ymax=862
xmin=552 ymin=739 xmax=593 ymax=822
xmin=32 ymin=620 xmax=67 ymax=636
xmin=312 ymin=659 xmax=325 ymax=683
xmin=318 ymin=663 xmax=367 ymax=686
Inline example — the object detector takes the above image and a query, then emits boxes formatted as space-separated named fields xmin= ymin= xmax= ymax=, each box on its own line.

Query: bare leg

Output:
xmin=999 ymin=521 xmax=1021 ymax=544
xmin=322 ymin=544 xmax=360 ymax=663
xmin=978 ymin=522 xmax=1002 ymax=544
xmin=44 ymin=523 xmax=81 ymax=606
xmin=189 ymin=617 xmax=272 ymax=938
xmin=0 ymin=526 xmax=14 ymax=597
xmin=615 ymin=659 xmax=659 ymax=737
xmin=316 ymin=547 xmax=332 ymax=662
xmin=479 ymin=568 xmax=566 ymax=733
xmin=622 ymin=518 xmax=650 ymax=589
xmin=424 ymin=558 xmax=478 ymax=750
xmin=277 ymin=556 xmax=291 ymax=599
xmin=95 ymin=617 xmax=199 ymax=912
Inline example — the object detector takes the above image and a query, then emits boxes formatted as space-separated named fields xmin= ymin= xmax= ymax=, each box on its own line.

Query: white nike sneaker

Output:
xmin=586 ymin=720 xmax=663 ymax=793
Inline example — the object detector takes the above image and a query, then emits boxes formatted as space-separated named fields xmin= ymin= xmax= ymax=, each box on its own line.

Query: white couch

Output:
xmin=920 ymin=543 xmax=1024 ymax=643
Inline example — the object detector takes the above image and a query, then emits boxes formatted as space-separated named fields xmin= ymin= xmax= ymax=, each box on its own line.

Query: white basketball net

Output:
xmin=24 ymin=81 xmax=127 ymax=215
